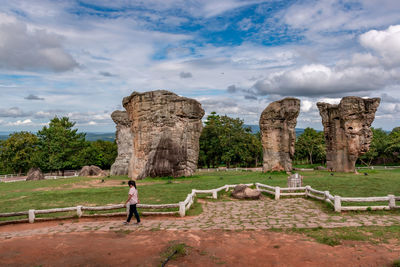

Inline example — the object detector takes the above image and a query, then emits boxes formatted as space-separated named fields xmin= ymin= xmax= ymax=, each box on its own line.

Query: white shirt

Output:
xmin=128 ymin=187 xmax=138 ymax=205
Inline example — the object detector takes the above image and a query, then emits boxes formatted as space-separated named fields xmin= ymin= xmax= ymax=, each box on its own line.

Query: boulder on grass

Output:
xmin=314 ymin=166 xmax=327 ymax=171
xmin=232 ymin=184 xmax=261 ymax=200
xmin=26 ymin=167 xmax=44 ymax=181
xmin=79 ymin=165 xmax=107 ymax=177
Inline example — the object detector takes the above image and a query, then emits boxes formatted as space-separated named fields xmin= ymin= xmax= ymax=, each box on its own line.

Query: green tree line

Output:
xmin=198 ymin=112 xmax=262 ymax=168
xmin=1 ymin=114 xmax=399 ymax=175
xmin=0 ymin=117 xmax=117 ymax=175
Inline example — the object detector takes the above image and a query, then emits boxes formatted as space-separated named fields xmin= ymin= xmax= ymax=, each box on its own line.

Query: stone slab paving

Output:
xmin=1 ymin=198 xmax=400 ymax=239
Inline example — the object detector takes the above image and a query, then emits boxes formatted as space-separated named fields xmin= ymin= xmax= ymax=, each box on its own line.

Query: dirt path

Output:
xmin=1 ymin=230 xmax=399 ymax=267
xmin=2 ymin=198 xmax=400 ymax=239
xmin=1 ymin=198 xmax=400 ymax=266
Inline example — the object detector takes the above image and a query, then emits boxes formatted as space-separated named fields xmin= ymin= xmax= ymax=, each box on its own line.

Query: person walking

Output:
xmin=123 ymin=180 xmax=140 ymax=225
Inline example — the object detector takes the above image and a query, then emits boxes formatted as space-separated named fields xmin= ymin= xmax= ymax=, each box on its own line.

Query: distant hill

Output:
xmin=84 ymin=132 xmax=115 ymax=142
xmin=0 ymin=131 xmax=116 ymax=142
xmin=244 ymin=125 xmax=306 ymax=137
xmin=0 ymin=128 xmax=310 ymax=141
xmin=0 ymin=132 xmax=13 ymax=140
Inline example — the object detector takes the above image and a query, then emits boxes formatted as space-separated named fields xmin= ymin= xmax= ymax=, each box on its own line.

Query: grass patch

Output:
xmin=186 ymin=200 xmax=203 ymax=216
xmin=0 ymin=169 xmax=399 ymax=221
xmin=114 ymin=229 xmax=133 ymax=235
xmin=160 ymin=241 xmax=189 ymax=266
xmin=284 ymin=225 xmax=400 ymax=246
xmin=392 ymin=258 xmax=400 ymax=267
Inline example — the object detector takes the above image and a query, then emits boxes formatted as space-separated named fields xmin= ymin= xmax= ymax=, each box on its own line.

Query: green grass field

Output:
xmin=1 ymin=169 xmax=400 ymax=216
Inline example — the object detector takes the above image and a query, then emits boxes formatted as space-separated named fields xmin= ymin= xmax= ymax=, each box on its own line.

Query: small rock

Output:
xmin=315 ymin=166 xmax=327 ymax=171
xmin=26 ymin=167 xmax=44 ymax=181
xmin=231 ymin=184 xmax=261 ymax=200
xmin=79 ymin=165 xmax=107 ymax=177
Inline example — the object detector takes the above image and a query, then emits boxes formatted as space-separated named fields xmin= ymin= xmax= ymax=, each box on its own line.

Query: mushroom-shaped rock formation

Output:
xmin=259 ymin=97 xmax=300 ymax=172
xmin=122 ymin=90 xmax=205 ymax=179
xmin=110 ymin=110 xmax=133 ymax=176
xmin=317 ymin=96 xmax=380 ymax=173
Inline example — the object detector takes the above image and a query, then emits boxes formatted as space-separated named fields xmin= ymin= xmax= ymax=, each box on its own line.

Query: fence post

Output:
xmin=388 ymin=195 xmax=395 ymax=209
xmin=334 ymin=196 xmax=341 ymax=212
xmin=179 ymin=202 xmax=186 ymax=217
xmin=225 ymin=185 xmax=229 ymax=192
xmin=305 ymin=186 xmax=310 ymax=197
xmin=275 ymin=187 xmax=280 ymax=200
xmin=324 ymin=191 xmax=330 ymax=201
xmin=212 ymin=190 xmax=218 ymax=199
xmin=28 ymin=209 xmax=35 ymax=223
xmin=77 ymin=206 xmax=83 ymax=218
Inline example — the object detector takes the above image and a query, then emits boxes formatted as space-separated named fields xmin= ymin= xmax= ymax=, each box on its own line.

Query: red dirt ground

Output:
xmin=1 ymin=229 xmax=399 ymax=267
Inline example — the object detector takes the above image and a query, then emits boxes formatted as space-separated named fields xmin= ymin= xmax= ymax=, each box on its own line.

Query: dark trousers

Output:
xmin=127 ymin=204 xmax=140 ymax=223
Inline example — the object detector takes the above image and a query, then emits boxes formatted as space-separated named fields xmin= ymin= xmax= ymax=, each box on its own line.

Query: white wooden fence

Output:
xmin=1 ymin=182 xmax=399 ymax=224
xmin=256 ymin=183 xmax=400 ymax=212
xmin=0 ymin=173 xmax=79 ymax=183
xmin=197 ymin=167 xmax=262 ymax=172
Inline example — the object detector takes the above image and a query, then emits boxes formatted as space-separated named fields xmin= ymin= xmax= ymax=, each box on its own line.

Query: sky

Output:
xmin=0 ymin=0 xmax=400 ymax=132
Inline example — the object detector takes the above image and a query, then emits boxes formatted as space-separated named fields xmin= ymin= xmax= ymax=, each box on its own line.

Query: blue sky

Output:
xmin=0 ymin=0 xmax=400 ymax=132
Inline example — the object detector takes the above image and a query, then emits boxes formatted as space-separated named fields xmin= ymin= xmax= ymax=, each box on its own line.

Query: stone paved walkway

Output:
xmin=1 ymin=198 xmax=400 ymax=239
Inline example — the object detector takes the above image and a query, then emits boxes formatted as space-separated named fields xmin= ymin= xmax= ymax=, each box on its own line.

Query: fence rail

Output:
xmin=0 ymin=173 xmax=79 ymax=183
xmin=256 ymin=183 xmax=398 ymax=212
xmin=1 ymin=182 xmax=399 ymax=224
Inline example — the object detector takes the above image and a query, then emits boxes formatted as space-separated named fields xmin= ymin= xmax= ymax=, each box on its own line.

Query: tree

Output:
xmin=199 ymin=112 xmax=262 ymax=168
xmin=295 ymin=128 xmax=325 ymax=165
xmin=78 ymin=140 xmax=117 ymax=169
xmin=0 ymin=132 xmax=39 ymax=174
xmin=36 ymin=117 xmax=86 ymax=174
xmin=359 ymin=128 xmax=389 ymax=166
xmin=386 ymin=127 xmax=400 ymax=162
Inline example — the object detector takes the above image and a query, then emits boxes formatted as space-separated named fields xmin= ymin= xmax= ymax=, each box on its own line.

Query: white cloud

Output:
xmin=179 ymin=71 xmax=192 ymax=78
xmin=25 ymin=94 xmax=45 ymax=100
xmin=300 ymin=100 xmax=313 ymax=112
xmin=250 ymin=64 xmax=393 ymax=97
xmin=242 ymin=24 xmax=400 ymax=98
xmin=0 ymin=1 xmax=400 ymax=131
xmin=0 ymin=13 xmax=78 ymax=72
xmin=359 ymin=25 xmax=400 ymax=67
xmin=201 ymin=0 xmax=258 ymax=18
xmin=0 ymin=107 xmax=29 ymax=118
xmin=7 ymin=119 xmax=33 ymax=126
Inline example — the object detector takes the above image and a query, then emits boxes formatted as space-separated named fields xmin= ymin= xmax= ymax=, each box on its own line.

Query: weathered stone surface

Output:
xmin=259 ymin=98 xmax=300 ymax=172
xmin=110 ymin=110 xmax=133 ymax=176
xmin=317 ymin=96 xmax=380 ymax=172
xmin=79 ymin=165 xmax=107 ymax=177
xmin=232 ymin=184 xmax=261 ymax=199
xmin=26 ymin=167 xmax=44 ymax=181
xmin=122 ymin=90 xmax=204 ymax=179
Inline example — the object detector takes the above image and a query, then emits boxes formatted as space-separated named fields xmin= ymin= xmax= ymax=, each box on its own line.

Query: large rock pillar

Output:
xmin=122 ymin=90 xmax=204 ymax=179
xmin=317 ymin=96 xmax=380 ymax=172
xmin=110 ymin=110 xmax=133 ymax=176
xmin=259 ymin=97 xmax=300 ymax=172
